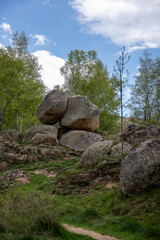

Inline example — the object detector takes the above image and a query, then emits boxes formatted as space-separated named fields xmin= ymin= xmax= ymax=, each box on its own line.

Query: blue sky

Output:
xmin=0 ymin=0 xmax=160 ymax=108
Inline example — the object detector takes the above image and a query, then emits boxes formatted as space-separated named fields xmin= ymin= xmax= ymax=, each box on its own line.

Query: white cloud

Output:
xmin=42 ymin=0 xmax=50 ymax=5
xmin=33 ymin=50 xmax=65 ymax=90
xmin=2 ymin=34 xmax=7 ymax=39
xmin=0 ymin=43 xmax=6 ymax=49
xmin=0 ymin=22 xmax=12 ymax=33
xmin=126 ymin=88 xmax=131 ymax=99
xmin=70 ymin=0 xmax=160 ymax=50
xmin=33 ymin=34 xmax=48 ymax=46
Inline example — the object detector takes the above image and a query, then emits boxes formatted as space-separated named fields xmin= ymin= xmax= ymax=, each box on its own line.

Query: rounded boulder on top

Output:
xmin=37 ymin=90 xmax=67 ymax=125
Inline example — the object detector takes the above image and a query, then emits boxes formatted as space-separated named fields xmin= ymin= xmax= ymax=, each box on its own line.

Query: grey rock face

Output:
xmin=111 ymin=142 xmax=132 ymax=157
xmin=37 ymin=90 xmax=67 ymax=124
xmin=79 ymin=140 xmax=113 ymax=166
xmin=115 ymin=124 xmax=160 ymax=144
xmin=60 ymin=95 xmax=100 ymax=132
xmin=23 ymin=124 xmax=58 ymax=146
xmin=120 ymin=139 xmax=160 ymax=196
xmin=59 ymin=130 xmax=102 ymax=152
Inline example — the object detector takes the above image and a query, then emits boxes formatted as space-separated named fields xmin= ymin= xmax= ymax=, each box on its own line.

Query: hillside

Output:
xmin=0 ymin=130 xmax=160 ymax=240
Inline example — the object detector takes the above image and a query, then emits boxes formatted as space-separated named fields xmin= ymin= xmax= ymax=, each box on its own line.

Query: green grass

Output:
xmin=0 ymin=191 xmax=93 ymax=240
xmin=1 ymin=144 xmax=160 ymax=240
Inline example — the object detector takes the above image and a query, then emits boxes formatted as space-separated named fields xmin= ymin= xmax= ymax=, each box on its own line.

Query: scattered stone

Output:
xmin=4 ymin=169 xmax=29 ymax=182
xmin=37 ymin=90 xmax=67 ymax=124
xmin=15 ymin=178 xmax=30 ymax=184
xmin=120 ymin=139 xmax=160 ymax=196
xmin=35 ymin=169 xmax=48 ymax=175
xmin=3 ymin=153 xmax=27 ymax=163
xmin=59 ymin=130 xmax=102 ymax=152
xmin=111 ymin=142 xmax=132 ymax=157
xmin=19 ymin=145 xmax=38 ymax=154
xmin=79 ymin=140 xmax=113 ymax=166
xmin=47 ymin=171 xmax=57 ymax=178
xmin=34 ymin=169 xmax=57 ymax=178
xmin=60 ymin=95 xmax=100 ymax=132
xmin=106 ymin=182 xmax=118 ymax=189
xmin=23 ymin=124 xmax=58 ymax=146
xmin=0 ymin=161 xmax=8 ymax=171
xmin=27 ymin=155 xmax=40 ymax=162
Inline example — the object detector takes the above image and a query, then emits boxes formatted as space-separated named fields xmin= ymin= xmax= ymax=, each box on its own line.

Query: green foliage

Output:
xmin=0 ymin=32 xmax=46 ymax=133
xmin=128 ymin=50 xmax=160 ymax=124
xmin=0 ymin=192 xmax=93 ymax=240
xmin=60 ymin=49 xmax=119 ymax=131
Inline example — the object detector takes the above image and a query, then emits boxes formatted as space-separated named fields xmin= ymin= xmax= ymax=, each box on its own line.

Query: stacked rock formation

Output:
xmin=24 ymin=90 xmax=102 ymax=151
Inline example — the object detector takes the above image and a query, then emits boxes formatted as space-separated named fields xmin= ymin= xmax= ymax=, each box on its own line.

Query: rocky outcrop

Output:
xmin=4 ymin=169 xmax=30 ymax=183
xmin=0 ymin=143 xmax=4 ymax=155
xmin=2 ymin=152 xmax=27 ymax=163
xmin=60 ymin=95 xmax=100 ymax=132
xmin=111 ymin=142 xmax=132 ymax=157
xmin=0 ymin=130 xmax=20 ymax=142
xmin=59 ymin=130 xmax=102 ymax=152
xmin=0 ymin=139 xmax=63 ymax=170
xmin=115 ymin=124 xmax=160 ymax=144
xmin=37 ymin=90 xmax=67 ymax=124
xmin=23 ymin=124 xmax=58 ymax=146
xmin=120 ymin=139 xmax=160 ymax=196
xmin=79 ymin=140 xmax=113 ymax=166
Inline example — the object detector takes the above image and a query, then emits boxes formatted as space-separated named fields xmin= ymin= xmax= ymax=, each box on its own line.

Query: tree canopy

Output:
xmin=128 ymin=50 xmax=160 ymax=124
xmin=0 ymin=31 xmax=46 ymax=134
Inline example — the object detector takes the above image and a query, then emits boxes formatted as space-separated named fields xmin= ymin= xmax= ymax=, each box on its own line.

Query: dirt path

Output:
xmin=63 ymin=224 xmax=120 ymax=240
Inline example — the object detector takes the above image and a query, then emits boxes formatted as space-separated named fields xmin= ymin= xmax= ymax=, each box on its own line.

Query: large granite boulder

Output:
xmin=111 ymin=142 xmax=132 ymax=158
xmin=79 ymin=140 xmax=113 ymax=166
xmin=120 ymin=139 xmax=160 ymax=196
xmin=59 ymin=130 xmax=102 ymax=152
xmin=37 ymin=90 xmax=67 ymax=124
xmin=23 ymin=124 xmax=58 ymax=146
xmin=60 ymin=95 xmax=100 ymax=132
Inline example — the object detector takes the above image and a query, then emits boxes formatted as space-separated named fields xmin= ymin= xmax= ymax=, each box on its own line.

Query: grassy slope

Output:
xmin=0 ymin=142 xmax=160 ymax=240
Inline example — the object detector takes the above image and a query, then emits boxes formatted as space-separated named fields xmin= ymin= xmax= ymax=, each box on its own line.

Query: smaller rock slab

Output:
xmin=23 ymin=124 xmax=58 ymax=146
xmin=79 ymin=140 xmax=113 ymax=166
xmin=111 ymin=142 xmax=132 ymax=158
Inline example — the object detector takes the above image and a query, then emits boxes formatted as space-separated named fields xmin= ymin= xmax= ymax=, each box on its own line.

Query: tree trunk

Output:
xmin=20 ymin=110 xmax=24 ymax=133
xmin=120 ymin=86 xmax=124 ymax=160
